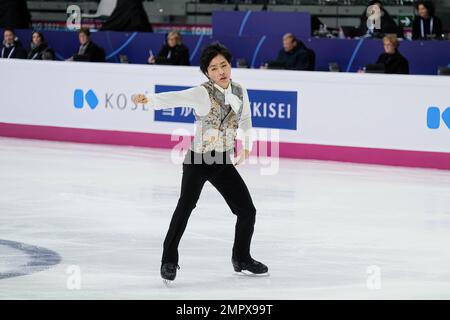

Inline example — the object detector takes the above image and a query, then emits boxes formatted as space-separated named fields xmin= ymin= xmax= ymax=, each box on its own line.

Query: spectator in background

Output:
xmin=0 ymin=0 xmax=31 ymax=29
xmin=68 ymin=28 xmax=105 ymax=62
xmin=263 ymin=33 xmax=315 ymax=71
xmin=27 ymin=31 xmax=55 ymax=60
xmin=412 ymin=1 xmax=443 ymax=40
xmin=101 ymin=0 xmax=153 ymax=32
xmin=1 ymin=28 xmax=27 ymax=59
xmin=375 ymin=34 xmax=409 ymax=74
xmin=357 ymin=0 xmax=402 ymax=38
xmin=148 ymin=31 xmax=190 ymax=66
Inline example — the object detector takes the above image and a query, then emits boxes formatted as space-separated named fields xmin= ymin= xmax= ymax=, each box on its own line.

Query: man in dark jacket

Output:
xmin=68 ymin=28 xmax=105 ymax=62
xmin=1 ymin=29 xmax=27 ymax=59
xmin=265 ymin=33 xmax=314 ymax=71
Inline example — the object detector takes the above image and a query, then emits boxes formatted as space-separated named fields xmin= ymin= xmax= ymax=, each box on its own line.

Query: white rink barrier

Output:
xmin=1 ymin=59 xmax=449 ymax=169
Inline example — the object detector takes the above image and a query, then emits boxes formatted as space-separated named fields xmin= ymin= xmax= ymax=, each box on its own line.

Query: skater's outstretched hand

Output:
xmin=234 ymin=149 xmax=250 ymax=166
xmin=132 ymin=94 xmax=149 ymax=104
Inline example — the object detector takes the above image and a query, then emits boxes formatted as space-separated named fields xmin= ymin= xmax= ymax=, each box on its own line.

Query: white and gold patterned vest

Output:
xmin=191 ymin=81 xmax=244 ymax=153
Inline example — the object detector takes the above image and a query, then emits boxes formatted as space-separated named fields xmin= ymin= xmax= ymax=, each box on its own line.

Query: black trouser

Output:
xmin=161 ymin=150 xmax=256 ymax=264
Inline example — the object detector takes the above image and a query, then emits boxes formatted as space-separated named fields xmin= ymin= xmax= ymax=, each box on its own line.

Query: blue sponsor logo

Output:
xmin=153 ymin=85 xmax=298 ymax=130
xmin=74 ymin=89 xmax=99 ymax=110
xmin=247 ymin=89 xmax=297 ymax=130
xmin=427 ymin=106 xmax=450 ymax=130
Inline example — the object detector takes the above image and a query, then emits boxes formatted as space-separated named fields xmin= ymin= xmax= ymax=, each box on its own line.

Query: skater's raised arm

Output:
xmin=132 ymin=86 xmax=211 ymax=116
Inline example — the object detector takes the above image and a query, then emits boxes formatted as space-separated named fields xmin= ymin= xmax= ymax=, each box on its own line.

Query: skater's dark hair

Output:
xmin=200 ymin=42 xmax=232 ymax=76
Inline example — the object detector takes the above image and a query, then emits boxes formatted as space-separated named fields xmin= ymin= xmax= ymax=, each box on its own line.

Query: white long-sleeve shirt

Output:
xmin=145 ymin=82 xmax=253 ymax=151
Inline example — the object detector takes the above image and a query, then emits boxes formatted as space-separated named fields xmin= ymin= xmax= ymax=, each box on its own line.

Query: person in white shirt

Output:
xmin=132 ymin=43 xmax=268 ymax=282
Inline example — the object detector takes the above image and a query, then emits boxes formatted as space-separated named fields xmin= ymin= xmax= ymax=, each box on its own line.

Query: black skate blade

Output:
xmin=234 ymin=271 xmax=270 ymax=277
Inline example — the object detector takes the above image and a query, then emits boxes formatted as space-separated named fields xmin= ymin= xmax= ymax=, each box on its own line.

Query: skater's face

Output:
xmin=207 ymin=54 xmax=231 ymax=89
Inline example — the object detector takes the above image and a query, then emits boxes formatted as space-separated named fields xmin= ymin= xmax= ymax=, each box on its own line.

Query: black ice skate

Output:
xmin=161 ymin=262 xmax=180 ymax=284
xmin=232 ymin=258 xmax=269 ymax=276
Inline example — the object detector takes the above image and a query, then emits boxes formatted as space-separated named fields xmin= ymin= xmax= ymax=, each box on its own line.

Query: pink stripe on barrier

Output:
xmin=276 ymin=141 xmax=450 ymax=170
xmin=0 ymin=122 xmax=187 ymax=149
xmin=1 ymin=122 xmax=449 ymax=170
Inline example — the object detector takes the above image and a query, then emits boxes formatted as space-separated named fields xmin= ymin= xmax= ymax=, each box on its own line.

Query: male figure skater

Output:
xmin=133 ymin=43 xmax=268 ymax=282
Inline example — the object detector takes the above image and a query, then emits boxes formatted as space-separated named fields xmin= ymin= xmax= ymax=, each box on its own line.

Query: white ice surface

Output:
xmin=0 ymin=137 xmax=449 ymax=299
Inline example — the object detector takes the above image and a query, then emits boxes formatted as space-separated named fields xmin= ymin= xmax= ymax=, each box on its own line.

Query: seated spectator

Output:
xmin=68 ymin=28 xmax=105 ymax=62
xmin=1 ymin=28 xmax=27 ymax=59
xmin=263 ymin=33 xmax=315 ymax=71
xmin=27 ymin=31 xmax=55 ymax=60
xmin=374 ymin=34 xmax=409 ymax=74
xmin=357 ymin=0 xmax=402 ymax=38
xmin=412 ymin=0 xmax=443 ymax=40
xmin=148 ymin=31 xmax=190 ymax=66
